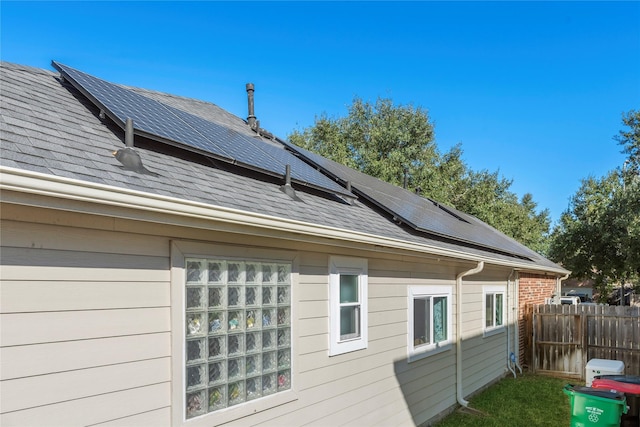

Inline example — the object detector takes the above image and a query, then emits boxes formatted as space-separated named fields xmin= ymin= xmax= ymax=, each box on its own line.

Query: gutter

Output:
xmin=0 ymin=166 xmax=569 ymax=274
xmin=456 ymin=261 xmax=484 ymax=407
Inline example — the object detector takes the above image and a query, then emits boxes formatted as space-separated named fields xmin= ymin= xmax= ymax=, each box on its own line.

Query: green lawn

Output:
xmin=434 ymin=373 xmax=572 ymax=427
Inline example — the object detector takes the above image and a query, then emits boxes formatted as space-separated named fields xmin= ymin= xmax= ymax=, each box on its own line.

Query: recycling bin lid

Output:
xmin=592 ymin=378 xmax=640 ymax=395
xmin=564 ymin=384 xmax=626 ymax=401
xmin=596 ymin=375 xmax=640 ymax=385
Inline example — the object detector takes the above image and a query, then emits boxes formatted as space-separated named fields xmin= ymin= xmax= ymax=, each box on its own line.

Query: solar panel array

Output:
xmin=52 ymin=61 xmax=353 ymax=198
xmin=279 ymin=140 xmax=535 ymax=259
xmin=53 ymin=61 xmax=534 ymax=259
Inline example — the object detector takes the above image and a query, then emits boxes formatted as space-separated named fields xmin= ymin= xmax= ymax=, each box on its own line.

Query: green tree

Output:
xmin=617 ymin=109 xmax=640 ymax=172
xmin=289 ymin=97 xmax=439 ymax=187
xmin=549 ymin=110 xmax=640 ymax=299
xmin=289 ymin=96 xmax=551 ymax=253
xmin=459 ymin=173 xmax=551 ymax=255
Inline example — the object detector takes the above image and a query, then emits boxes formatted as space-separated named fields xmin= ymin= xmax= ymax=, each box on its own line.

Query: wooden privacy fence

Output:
xmin=527 ymin=304 xmax=640 ymax=379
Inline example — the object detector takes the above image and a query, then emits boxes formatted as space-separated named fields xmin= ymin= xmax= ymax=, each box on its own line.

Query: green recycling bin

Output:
xmin=564 ymin=384 xmax=627 ymax=427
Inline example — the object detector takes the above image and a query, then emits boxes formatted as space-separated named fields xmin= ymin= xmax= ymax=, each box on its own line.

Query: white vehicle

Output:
xmin=560 ymin=296 xmax=581 ymax=305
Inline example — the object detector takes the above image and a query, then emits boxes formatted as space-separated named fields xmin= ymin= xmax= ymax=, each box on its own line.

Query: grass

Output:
xmin=434 ymin=373 xmax=572 ymax=427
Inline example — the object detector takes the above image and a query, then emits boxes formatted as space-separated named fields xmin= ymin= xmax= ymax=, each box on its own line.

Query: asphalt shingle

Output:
xmin=0 ymin=61 xmax=566 ymax=272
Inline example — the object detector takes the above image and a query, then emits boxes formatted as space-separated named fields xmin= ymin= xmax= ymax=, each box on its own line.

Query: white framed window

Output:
xmin=483 ymin=286 xmax=506 ymax=336
xmin=171 ymin=242 xmax=297 ymax=426
xmin=329 ymin=256 xmax=368 ymax=356
xmin=408 ymin=286 xmax=453 ymax=362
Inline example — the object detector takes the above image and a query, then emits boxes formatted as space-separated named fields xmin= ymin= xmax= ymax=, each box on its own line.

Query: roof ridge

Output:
xmin=126 ymin=84 xmax=220 ymax=107
xmin=126 ymin=84 xmax=251 ymax=133
xmin=0 ymin=61 xmax=56 ymax=76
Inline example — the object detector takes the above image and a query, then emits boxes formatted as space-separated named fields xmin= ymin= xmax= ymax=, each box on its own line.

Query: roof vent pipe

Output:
xmin=125 ymin=118 xmax=134 ymax=147
xmin=284 ymin=164 xmax=292 ymax=186
xmin=246 ymin=83 xmax=258 ymax=131
xmin=280 ymin=164 xmax=297 ymax=199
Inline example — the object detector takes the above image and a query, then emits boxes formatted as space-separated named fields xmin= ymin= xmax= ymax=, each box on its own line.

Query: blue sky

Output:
xmin=2 ymin=1 xmax=639 ymax=225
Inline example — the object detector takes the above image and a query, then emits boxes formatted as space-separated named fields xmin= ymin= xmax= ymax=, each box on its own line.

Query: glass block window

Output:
xmin=483 ymin=286 xmax=506 ymax=335
xmin=408 ymin=286 xmax=453 ymax=361
xmin=184 ymin=259 xmax=291 ymax=419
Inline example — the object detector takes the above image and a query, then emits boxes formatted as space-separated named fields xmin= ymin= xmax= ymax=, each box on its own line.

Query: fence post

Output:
xmin=581 ymin=310 xmax=587 ymax=381
xmin=531 ymin=305 xmax=536 ymax=374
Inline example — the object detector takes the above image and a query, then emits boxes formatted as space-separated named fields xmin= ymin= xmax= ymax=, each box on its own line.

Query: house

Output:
xmin=0 ymin=61 xmax=569 ymax=426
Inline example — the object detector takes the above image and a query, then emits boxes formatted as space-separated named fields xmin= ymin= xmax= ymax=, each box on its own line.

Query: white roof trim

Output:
xmin=0 ymin=166 xmax=569 ymax=275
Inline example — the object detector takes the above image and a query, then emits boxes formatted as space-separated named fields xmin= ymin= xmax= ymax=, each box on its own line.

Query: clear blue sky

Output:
xmin=2 ymin=1 xmax=639 ymax=225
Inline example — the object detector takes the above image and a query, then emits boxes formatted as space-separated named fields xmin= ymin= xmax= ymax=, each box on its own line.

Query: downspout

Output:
xmin=507 ymin=269 xmax=517 ymax=378
xmin=557 ymin=273 xmax=570 ymax=303
xmin=456 ymin=261 xmax=484 ymax=407
xmin=513 ymin=271 xmax=524 ymax=374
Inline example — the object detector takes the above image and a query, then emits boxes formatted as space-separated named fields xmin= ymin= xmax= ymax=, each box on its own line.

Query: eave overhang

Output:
xmin=0 ymin=166 xmax=570 ymax=276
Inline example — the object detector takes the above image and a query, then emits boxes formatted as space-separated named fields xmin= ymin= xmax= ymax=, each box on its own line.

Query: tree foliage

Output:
xmin=549 ymin=110 xmax=640 ymax=298
xmin=617 ymin=109 xmax=640 ymax=172
xmin=289 ymin=96 xmax=551 ymax=253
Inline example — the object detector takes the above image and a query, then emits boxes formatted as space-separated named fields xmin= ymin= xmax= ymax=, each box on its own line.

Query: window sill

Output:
xmin=329 ymin=339 xmax=367 ymax=356
xmin=408 ymin=342 xmax=452 ymax=363
xmin=483 ymin=326 xmax=505 ymax=338
xmin=182 ymin=389 xmax=298 ymax=427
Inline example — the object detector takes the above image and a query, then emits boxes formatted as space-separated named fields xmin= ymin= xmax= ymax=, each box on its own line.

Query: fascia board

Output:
xmin=0 ymin=166 xmax=569 ymax=275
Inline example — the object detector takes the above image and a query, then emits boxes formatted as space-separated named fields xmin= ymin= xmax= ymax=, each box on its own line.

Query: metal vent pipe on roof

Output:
xmin=280 ymin=164 xmax=297 ymax=199
xmin=284 ymin=164 xmax=292 ymax=186
xmin=125 ymin=118 xmax=134 ymax=147
xmin=246 ymin=83 xmax=257 ymax=130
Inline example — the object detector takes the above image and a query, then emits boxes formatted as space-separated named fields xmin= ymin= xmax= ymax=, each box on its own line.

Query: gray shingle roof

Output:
xmin=0 ymin=61 xmax=566 ymax=272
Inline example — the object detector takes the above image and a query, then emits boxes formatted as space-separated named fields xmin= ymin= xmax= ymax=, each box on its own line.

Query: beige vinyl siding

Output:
xmin=238 ymin=255 xmax=461 ymax=427
xmin=0 ymin=216 xmax=172 ymax=426
xmin=1 ymin=333 xmax=170 ymax=380
xmin=464 ymin=332 xmax=506 ymax=395
xmin=297 ymin=253 xmax=330 ymax=361
xmin=1 ymin=280 xmax=168 ymax=313
xmin=2 ymin=358 xmax=170 ymax=413
xmin=1 ymin=384 xmax=170 ymax=426
xmin=1 ymin=204 xmax=515 ymax=427
xmin=0 ymin=306 xmax=169 ymax=346
xmin=91 ymin=407 xmax=172 ymax=426
xmin=459 ymin=271 xmax=511 ymax=397
xmin=378 ymin=351 xmax=457 ymax=426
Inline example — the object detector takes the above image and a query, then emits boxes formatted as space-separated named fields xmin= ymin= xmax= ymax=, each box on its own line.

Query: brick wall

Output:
xmin=518 ymin=273 xmax=557 ymax=367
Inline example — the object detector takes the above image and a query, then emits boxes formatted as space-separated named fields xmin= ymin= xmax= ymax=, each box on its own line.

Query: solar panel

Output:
xmin=52 ymin=61 xmax=533 ymax=258
xmin=166 ymin=105 xmax=336 ymax=188
xmin=279 ymin=140 xmax=535 ymax=259
xmin=52 ymin=61 xmax=353 ymax=198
